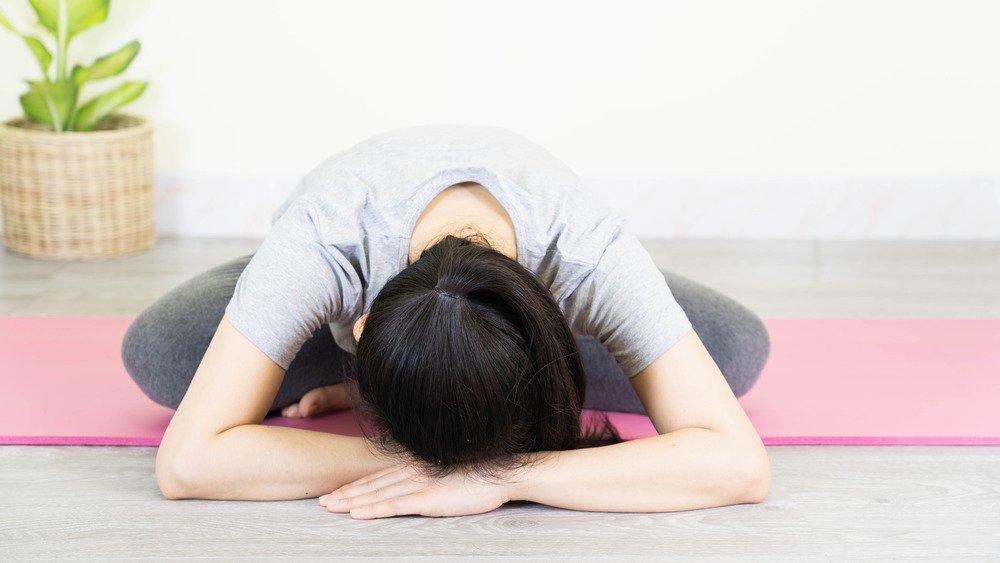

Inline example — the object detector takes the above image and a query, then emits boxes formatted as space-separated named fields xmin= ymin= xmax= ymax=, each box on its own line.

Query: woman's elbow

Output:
xmin=740 ymin=455 xmax=772 ymax=504
xmin=156 ymin=468 xmax=186 ymax=500
xmin=155 ymin=450 xmax=198 ymax=500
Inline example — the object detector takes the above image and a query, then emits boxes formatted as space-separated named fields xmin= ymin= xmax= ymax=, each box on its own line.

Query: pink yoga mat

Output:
xmin=0 ymin=316 xmax=997 ymax=446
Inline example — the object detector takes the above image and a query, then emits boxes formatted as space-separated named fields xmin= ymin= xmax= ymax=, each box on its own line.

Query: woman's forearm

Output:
xmin=158 ymin=424 xmax=395 ymax=501
xmin=509 ymin=427 xmax=769 ymax=512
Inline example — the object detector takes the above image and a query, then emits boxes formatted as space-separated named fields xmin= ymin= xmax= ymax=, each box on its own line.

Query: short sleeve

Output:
xmin=557 ymin=224 xmax=693 ymax=378
xmin=224 ymin=200 xmax=364 ymax=370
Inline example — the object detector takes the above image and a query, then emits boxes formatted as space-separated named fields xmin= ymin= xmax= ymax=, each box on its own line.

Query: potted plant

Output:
xmin=0 ymin=0 xmax=153 ymax=260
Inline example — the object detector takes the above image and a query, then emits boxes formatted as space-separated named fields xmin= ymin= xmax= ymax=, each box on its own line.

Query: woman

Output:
xmin=122 ymin=123 xmax=772 ymax=519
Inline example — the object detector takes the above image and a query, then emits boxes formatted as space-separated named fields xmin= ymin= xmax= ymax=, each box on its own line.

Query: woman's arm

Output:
xmin=156 ymin=315 xmax=396 ymax=500
xmin=508 ymin=428 xmax=766 ymax=512
xmin=161 ymin=425 xmax=396 ymax=501
xmin=510 ymin=328 xmax=770 ymax=511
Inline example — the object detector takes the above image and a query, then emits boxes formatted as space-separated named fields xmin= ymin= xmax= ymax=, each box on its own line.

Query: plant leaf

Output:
xmin=0 ymin=9 xmax=16 ymax=31
xmin=73 ymin=80 xmax=147 ymax=131
xmin=23 ymin=35 xmax=54 ymax=74
xmin=19 ymin=80 xmax=78 ymax=131
xmin=0 ymin=10 xmax=54 ymax=75
xmin=71 ymin=40 xmax=140 ymax=85
xmin=28 ymin=0 xmax=109 ymax=40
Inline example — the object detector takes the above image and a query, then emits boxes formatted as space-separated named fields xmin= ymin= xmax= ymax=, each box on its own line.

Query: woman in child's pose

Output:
xmin=122 ymin=123 xmax=771 ymax=519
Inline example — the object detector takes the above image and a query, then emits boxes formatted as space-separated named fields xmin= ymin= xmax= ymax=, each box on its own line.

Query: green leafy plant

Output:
xmin=0 ymin=0 xmax=146 ymax=132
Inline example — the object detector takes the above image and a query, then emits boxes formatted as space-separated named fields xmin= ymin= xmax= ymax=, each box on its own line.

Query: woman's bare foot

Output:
xmin=281 ymin=381 xmax=359 ymax=418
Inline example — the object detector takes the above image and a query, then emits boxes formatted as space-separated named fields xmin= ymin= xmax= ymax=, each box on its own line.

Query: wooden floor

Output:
xmin=1 ymin=237 xmax=998 ymax=560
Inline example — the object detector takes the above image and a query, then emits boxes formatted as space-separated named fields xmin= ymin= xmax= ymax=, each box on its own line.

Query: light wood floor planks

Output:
xmin=1 ymin=237 xmax=998 ymax=560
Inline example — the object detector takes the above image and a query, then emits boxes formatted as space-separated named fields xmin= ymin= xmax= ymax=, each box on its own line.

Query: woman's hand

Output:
xmin=317 ymin=459 xmax=516 ymax=519
xmin=281 ymin=381 xmax=359 ymax=418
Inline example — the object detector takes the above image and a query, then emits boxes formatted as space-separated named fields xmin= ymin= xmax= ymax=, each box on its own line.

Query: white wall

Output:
xmin=1 ymin=0 xmax=997 ymax=239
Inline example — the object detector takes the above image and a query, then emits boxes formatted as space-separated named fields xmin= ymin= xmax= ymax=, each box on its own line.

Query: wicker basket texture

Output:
xmin=0 ymin=113 xmax=155 ymax=260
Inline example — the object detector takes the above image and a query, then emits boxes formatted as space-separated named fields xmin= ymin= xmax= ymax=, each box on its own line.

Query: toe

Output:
xmin=300 ymin=387 xmax=333 ymax=417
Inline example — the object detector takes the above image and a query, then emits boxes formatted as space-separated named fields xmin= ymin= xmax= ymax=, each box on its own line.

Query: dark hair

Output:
xmin=342 ymin=232 xmax=624 ymax=485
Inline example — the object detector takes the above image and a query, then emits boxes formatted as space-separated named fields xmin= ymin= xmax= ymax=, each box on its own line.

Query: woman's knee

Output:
xmin=121 ymin=254 xmax=255 ymax=409
xmin=661 ymin=269 xmax=770 ymax=397
xmin=121 ymin=306 xmax=187 ymax=409
xmin=722 ymin=309 xmax=770 ymax=397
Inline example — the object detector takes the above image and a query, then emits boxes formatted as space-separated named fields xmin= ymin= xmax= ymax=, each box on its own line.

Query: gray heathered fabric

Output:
xmin=223 ymin=123 xmax=693 ymax=377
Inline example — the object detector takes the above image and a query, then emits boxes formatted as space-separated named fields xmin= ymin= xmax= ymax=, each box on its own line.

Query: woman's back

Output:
xmin=225 ymin=123 xmax=693 ymax=379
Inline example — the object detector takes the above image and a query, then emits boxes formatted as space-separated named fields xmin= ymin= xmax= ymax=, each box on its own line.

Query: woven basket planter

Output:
xmin=0 ymin=113 xmax=155 ymax=260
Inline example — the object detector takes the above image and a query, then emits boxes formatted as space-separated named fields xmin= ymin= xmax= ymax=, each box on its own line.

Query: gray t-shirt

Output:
xmin=224 ymin=123 xmax=692 ymax=378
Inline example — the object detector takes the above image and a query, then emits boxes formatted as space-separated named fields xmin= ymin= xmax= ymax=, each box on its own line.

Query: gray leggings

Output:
xmin=121 ymin=253 xmax=770 ymax=417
